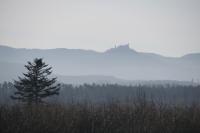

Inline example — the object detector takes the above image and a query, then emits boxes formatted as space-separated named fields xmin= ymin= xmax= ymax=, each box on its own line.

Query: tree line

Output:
xmin=0 ymin=58 xmax=199 ymax=105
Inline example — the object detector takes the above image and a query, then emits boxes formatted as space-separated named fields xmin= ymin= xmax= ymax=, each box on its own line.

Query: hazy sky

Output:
xmin=0 ymin=0 xmax=200 ymax=57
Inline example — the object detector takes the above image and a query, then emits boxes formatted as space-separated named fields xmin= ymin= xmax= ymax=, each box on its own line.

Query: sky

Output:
xmin=0 ymin=0 xmax=200 ymax=57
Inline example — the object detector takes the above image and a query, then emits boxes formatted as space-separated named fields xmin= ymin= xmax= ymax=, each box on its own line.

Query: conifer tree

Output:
xmin=11 ymin=58 xmax=60 ymax=105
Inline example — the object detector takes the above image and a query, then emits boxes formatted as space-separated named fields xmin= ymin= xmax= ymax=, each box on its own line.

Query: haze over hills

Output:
xmin=0 ymin=44 xmax=200 ymax=84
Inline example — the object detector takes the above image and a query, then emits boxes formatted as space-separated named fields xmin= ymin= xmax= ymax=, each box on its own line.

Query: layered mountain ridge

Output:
xmin=0 ymin=44 xmax=199 ymax=83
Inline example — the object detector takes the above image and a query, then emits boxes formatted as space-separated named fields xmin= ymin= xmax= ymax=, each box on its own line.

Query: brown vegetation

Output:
xmin=1 ymin=100 xmax=200 ymax=133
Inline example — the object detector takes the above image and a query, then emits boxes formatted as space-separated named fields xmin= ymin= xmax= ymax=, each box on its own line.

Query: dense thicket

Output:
xmin=1 ymin=102 xmax=200 ymax=133
xmin=1 ymin=83 xmax=200 ymax=132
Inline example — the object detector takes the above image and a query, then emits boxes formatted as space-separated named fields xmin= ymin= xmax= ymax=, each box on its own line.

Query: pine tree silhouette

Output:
xmin=11 ymin=58 xmax=60 ymax=105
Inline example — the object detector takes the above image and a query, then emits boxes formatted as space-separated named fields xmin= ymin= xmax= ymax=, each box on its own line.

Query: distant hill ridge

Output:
xmin=0 ymin=44 xmax=199 ymax=57
xmin=0 ymin=44 xmax=200 ymax=83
